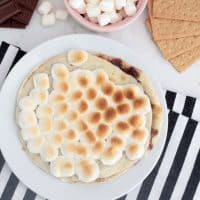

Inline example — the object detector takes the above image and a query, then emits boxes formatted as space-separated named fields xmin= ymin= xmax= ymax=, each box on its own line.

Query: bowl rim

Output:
xmin=64 ymin=0 xmax=148 ymax=32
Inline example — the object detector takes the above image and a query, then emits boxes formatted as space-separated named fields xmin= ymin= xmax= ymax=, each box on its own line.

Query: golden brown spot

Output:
xmin=112 ymin=90 xmax=124 ymax=103
xmin=101 ymin=82 xmax=114 ymax=96
xmin=104 ymin=107 xmax=117 ymax=123
xmin=95 ymin=97 xmax=108 ymax=110
xmin=66 ymin=143 xmax=76 ymax=154
xmin=53 ymin=133 xmax=63 ymax=144
xmin=78 ymin=76 xmax=89 ymax=87
xmin=68 ymin=111 xmax=78 ymax=121
xmin=58 ymin=81 xmax=69 ymax=93
xmin=40 ymin=78 xmax=49 ymax=88
xmin=96 ymin=73 xmax=106 ymax=85
xmin=89 ymin=112 xmax=101 ymax=124
xmin=64 ymin=162 xmax=72 ymax=169
xmin=134 ymin=97 xmax=147 ymax=110
xmin=117 ymin=103 xmax=131 ymax=114
xmin=43 ymin=106 xmax=53 ymax=115
xmin=124 ymin=88 xmax=137 ymax=99
xmin=84 ymin=130 xmax=96 ymax=144
xmin=76 ymin=144 xmax=88 ymax=157
xmin=71 ymin=90 xmax=82 ymax=101
xmin=86 ymin=88 xmax=97 ymax=100
xmin=96 ymin=124 xmax=110 ymax=139
xmin=78 ymin=120 xmax=88 ymax=132
xmin=79 ymin=160 xmax=93 ymax=177
xmin=110 ymin=136 xmax=124 ymax=148
xmin=128 ymin=144 xmax=139 ymax=154
xmin=132 ymin=129 xmax=146 ymax=141
xmin=116 ymin=121 xmax=130 ymax=133
xmin=103 ymin=146 xmax=118 ymax=159
xmin=55 ymin=120 xmax=67 ymax=131
xmin=92 ymin=141 xmax=104 ymax=153
xmin=40 ymin=118 xmax=52 ymax=132
xmin=73 ymin=51 xmax=86 ymax=64
xmin=56 ymin=68 xmax=68 ymax=79
xmin=51 ymin=93 xmax=66 ymax=104
xmin=78 ymin=100 xmax=88 ymax=113
xmin=56 ymin=103 xmax=68 ymax=115
xmin=128 ymin=115 xmax=144 ymax=127
xmin=64 ymin=129 xmax=77 ymax=141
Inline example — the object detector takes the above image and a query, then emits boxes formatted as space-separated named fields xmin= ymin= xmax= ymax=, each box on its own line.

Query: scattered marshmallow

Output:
xmin=114 ymin=0 xmax=126 ymax=10
xmin=55 ymin=9 xmax=68 ymax=20
xmin=124 ymin=0 xmax=137 ymax=16
xmin=99 ymin=0 xmax=115 ymax=12
xmin=42 ymin=13 xmax=56 ymax=26
xmin=98 ymin=12 xmax=111 ymax=26
xmin=86 ymin=4 xmax=101 ymax=18
xmin=38 ymin=1 xmax=52 ymax=15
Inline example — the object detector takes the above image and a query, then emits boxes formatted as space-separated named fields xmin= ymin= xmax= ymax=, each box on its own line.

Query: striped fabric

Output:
xmin=0 ymin=42 xmax=200 ymax=200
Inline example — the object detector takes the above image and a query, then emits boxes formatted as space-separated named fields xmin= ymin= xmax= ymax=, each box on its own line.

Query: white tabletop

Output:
xmin=0 ymin=0 xmax=200 ymax=98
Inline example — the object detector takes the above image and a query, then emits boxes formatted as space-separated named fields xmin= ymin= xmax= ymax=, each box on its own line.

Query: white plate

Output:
xmin=0 ymin=34 xmax=167 ymax=200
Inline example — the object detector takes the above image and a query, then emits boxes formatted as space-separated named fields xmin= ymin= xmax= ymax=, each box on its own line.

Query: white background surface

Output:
xmin=0 ymin=0 xmax=200 ymax=97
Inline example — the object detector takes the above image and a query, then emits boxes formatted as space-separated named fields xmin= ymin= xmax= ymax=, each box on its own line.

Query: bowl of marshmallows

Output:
xmin=64 ymin=0 xmax=147 ymax=32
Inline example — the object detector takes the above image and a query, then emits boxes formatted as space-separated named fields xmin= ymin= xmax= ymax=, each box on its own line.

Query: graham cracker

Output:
xmin=153 ymin=0 xmax=200 ymax=22
xmin=148 ymin=0 xmax=200 ymax=40
xmin=145 ymin=19 xmax=200 ymax=72
xmin=170 ymin=46 xmax=200 ymax=72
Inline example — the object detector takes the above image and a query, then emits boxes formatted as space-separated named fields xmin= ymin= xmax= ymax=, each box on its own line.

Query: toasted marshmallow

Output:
xmin=99 ymin=0 xmax=114 ymax=12
xmin=36 ymin=104 xmax=53 ymax=118
xmin=51 ymin=63 xmax=69 ymax=80
xmin=77 ymin=119 xmax=88 ymax=132
xmin=50 ymin=156 xmax=75 ymax=177
xmin=53 ymin=118 xmax=68 ymax=132
xmin=75 ymin=143 xmax=90 ymax=158
xmin=131 ymin=128 xmax=149 ymax=144
xmin=124 ymin=0 xmax=137 ymax=16
xmin=49 ymin=91 xmax=66 ymax=105
xmin=53 ymin=80 xmax=69 ymax=93
xmin=76 ymin=159 xmax=99 ymax=182
xmin=114 ymin=0 xmax=126 ymax=10
xmin=103 ymin=107 xmax=117 ymax=123
xmin=61 ymin=142 xmax=77 ymax=157
xmin=68 ymin=50 xmax=88 ymax=66
xmin=18 ymin=111 xmax=37 ymax=128
xmin=90 ymin=141 xmax=105 ymax=159
xmin=108 ymin=135 xmax=125 ymax=150
xmin=30 ymin=89 xmax=48 ymax=105
xmin=96 ymin=123 xmax=112 ymax=139
xmin=66 ymin=110 xmax=78 ymax=122
xmin=133 ymin=95 xmax=151 ymax=114
xmin=114 ymin=121 xmax=130 ymax=136
xmin=101 ymin=81 xmax=115 ymax=96
xmin=39 ymin=117 xmax=53 ymax=135
xmin=109 ymin=11 xmax=122 ymax=23
xmin=98 ymin=13 xmax=111 ymax=26
xmin=78 ymin=100 xmax=89 ymax=114
xmin=125 ymin=143 xmax=145 ymax=160
xmin=71 ymin=90 xmax=83 ymax=102
xmin=48 ymin=132 xmax=64 ymax=148
xmin=53 ymin=102 xmax=68 ymax=116
xmin=86 ymin=4 xmax=101 ymax=17
xmin=128 ymin=114 xmax=146 ymax=128
xmin=86 ymin=87 xmax=97 ymax=100
xmin=95 ymin=69 xmax=109 ymax=85
xmin=63 ymin=129 xmax=79 ymax=142
xmin=95 ymin=97 xmax=108 ymax=111
xmin=101 ymin=146 xmax=122 ymax=165
xmin=21 ymin=125 xmax=40 ymax=141
xmin=33 ymin=73 xmax=49 ymax=90
xmin=40 ymin=143 xmax=58 ymax=162
xmin=112 ymin=89 xmax=124 ymax=104
xmin=123 ymin=85 xmax=140 ymax=100
xmin=116 ymin=103 xmax=132 ymax=114
xmin=82 ymin=130 xmax=97 ymax=145
xmin=18 ymin=96 xmax=36 ymax=111
xmin=87 ymin=112 xmax=101 ymax=125
xmin=27 ymin=136 xmax=45 ymax=153
xmin=69 ymin=0 xmax=86 ymax=14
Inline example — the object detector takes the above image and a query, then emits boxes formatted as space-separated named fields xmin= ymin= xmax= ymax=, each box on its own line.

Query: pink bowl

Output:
xmin=64 ymin=0 xmax=148 ymax=32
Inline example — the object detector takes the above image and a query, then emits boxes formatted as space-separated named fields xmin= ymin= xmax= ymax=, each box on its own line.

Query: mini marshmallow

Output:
xmin=109 ymin=11 xmax=122 ymax=23
xmin=27 ymin=136 xmax=45 ymax=154
xmin=124 ymin=1 xmax=137 ymax=16
xmin=86 ymin=4 xmax=101 ymax=18
xmin=42 ymin=13 xmax=56 ymax=26
xmin=69 ymin=0 xmax=86 ymax=14
xmin=98 ymin=13 xmax=111 ymax=26
xmin=85 ymin=0 xmax=101 ymax=4
xmin=114 ymin=0 xmax=126 ymax=10
xmin=18 ymin=96 xmax=36 ymax=111
xmin=55 ymin=9 xmax=68 ymax=20
xmin=99 ymin=0 xmax=115 ymax=12
xmin=38 ymin=1 xmax=52 ymax=15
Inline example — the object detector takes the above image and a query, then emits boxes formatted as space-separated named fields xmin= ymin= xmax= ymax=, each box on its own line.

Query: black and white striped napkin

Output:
xmin=0 ymin=41 xmax=200 ymax=200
